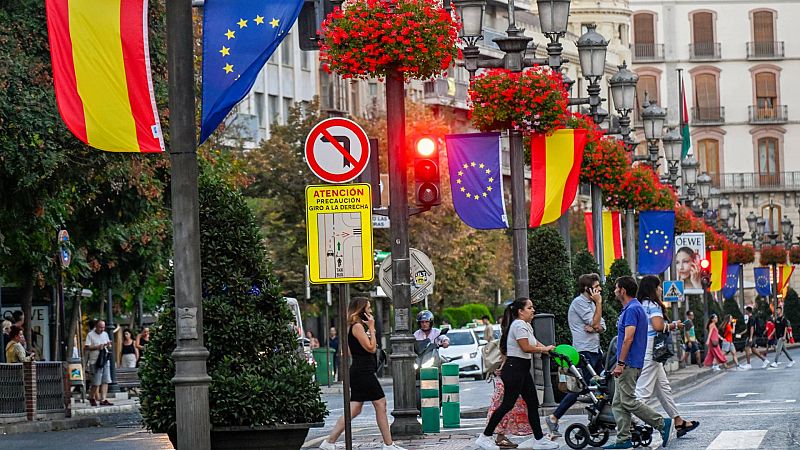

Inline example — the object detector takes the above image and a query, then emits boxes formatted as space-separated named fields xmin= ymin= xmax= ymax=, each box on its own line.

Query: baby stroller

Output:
xmin=551 ymin=341 xmax=654 ymax=449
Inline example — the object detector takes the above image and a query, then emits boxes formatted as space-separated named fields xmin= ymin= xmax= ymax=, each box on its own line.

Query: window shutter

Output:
xmin=753 ymin=11 xmax=774 ymax=43
xmin=755 ymin=73 xmax=777 ymax=98
xmin=692 ymin=12 xmax=714 ymax=43
xmin=634 ymin=14 xmax=655 ymax=44
xmin=636 ymin=75 xmax=658 ymax=106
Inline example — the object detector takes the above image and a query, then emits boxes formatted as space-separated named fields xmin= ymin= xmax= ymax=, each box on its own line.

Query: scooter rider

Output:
xmin=414 ymin=311 xmax=450 ymax=349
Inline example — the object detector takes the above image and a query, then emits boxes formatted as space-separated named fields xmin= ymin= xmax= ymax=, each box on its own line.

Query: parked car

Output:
xmin=439 ymin=328 xmax=485 ymax=380
xmin=474 ymin=324 xmax=501 ymax=343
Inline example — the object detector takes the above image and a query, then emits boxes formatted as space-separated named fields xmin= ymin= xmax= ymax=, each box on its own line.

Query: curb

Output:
xmin=0 ymin=416 xmax=101 ymax=435
xmin=72 ymin=403 xmax=140 ymax=416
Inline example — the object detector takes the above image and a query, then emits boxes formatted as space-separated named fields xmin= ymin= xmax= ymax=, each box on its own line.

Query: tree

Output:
xmin=139 ymin=169 xmax=326 ymax=434
xmin=571 ymin=249 xmax=600 ymax=292
xmin=600 ymin=258 xmax=629 ymax=351
xmin=528 ymin=226 xmax=573 ymax=345
xmin=784 ymin=288 xmax=800 ymax=332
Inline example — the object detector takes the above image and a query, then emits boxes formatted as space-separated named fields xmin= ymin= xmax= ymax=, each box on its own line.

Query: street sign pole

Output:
xmin=338 ymin=283 xmax=352 ymax=450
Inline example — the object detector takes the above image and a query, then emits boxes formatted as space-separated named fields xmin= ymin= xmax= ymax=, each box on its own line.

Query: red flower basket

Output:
xmin=729 ymin=245 xmax=756 ymax=265
xmin=319 ymin=0 xmax=459 ymax=80
xmin=469 ymin=67 xmax=569 ymax=134
xmin=790 ymin=245 xmax=800 ymax=264
xmin=760 ymin=244 xmax=787 ymax=266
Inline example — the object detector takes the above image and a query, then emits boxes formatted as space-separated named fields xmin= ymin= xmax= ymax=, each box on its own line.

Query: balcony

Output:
xmin=689 ymin=42 xmax=721 ymax=61
xmin=747 ymin=41 xmax=785 ymax=60
xmin=423 ymin=78 xmax=469 ymax=111
xmin=691 ymin=106 xmax=725 ymax=126
xmin=632 ymin=43 xmax=665 ymax=63
xmin=719 ymin=172 xmax=800 ymax=193
xmin=748 ymin=105 xmax=788 ymax=124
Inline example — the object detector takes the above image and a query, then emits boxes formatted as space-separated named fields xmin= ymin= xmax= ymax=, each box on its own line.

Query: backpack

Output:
xmin=481 ymin=340 xmax=502 ymax=375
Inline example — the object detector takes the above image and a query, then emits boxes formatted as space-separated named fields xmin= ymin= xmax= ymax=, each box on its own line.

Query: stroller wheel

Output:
xmin=586 ymin=427 xmax=610 ymax=447
xmin=564 ymin=423 xmax=591 ymax=449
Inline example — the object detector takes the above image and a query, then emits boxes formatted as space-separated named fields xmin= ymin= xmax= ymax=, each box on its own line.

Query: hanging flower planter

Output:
xmin=729 ymin=245 xmax=756 ymax=265
xmin=319 ymin=0 xmax=460 ymax=80
xmin=469 ymin=67 xmax=569 ymax=135
xmin=760 ymin=244 xmax=787 ymax=266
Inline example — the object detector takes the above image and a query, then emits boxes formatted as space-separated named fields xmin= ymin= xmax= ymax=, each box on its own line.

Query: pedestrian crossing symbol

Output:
xmin=663 ymin=280 xmax=684 ymax=302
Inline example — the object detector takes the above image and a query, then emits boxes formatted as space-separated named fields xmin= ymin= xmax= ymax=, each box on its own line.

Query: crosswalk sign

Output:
xmin=663 ymin=280 xmax=684 ymax=302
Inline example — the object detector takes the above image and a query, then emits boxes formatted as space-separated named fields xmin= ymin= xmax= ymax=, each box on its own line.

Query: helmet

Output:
xmin=416 ymin=310 xmax=434 ymax=323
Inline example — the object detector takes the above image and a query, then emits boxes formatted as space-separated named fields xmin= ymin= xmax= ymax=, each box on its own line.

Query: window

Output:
xmin=300 ymin=50 xmax=310 ymax=71
xmin=634 ymin=74 xmax=658 ymax=122
xmin=697 ymin=139 xmax=720 ymax=185
xmin=633 ymin=13 xmax=655 ymax=58
xmin=283 ymin=97 xmax=293 ymax=122
xmin=368 ymin=82 xmax=378 ymax=97
xmin=254 ymin=92 xmax=265 ymax=128
xmin=268 ymin=95 xmax=279 ymax=124
xmin=694 ymin=74 xmax=720 ymax=121
xmin=753 ymin=11 xmax=775 ymax=43
xmin=281 ymin=34 xmax=293 ymax=66
xmin=692 ymin=12 xmax=715 ymax=56
xmin=755 ymin=72 xmax=777 ymax=111
xmin=758 ymin=137 xmax=779 ymax=176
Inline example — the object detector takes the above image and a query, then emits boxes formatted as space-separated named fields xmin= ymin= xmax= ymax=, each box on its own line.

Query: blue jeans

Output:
xmin=552 ymin=350 xmax=604 ymax=419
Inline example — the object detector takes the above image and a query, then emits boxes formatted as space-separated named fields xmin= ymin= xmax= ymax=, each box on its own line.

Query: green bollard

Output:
xmin=420 ymin=367 xmax=440 ymax=433
xmin=441 ymin=363 xmax=460 ymax=428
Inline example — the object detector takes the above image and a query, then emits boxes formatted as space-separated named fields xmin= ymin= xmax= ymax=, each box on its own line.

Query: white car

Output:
xmin=439 ymin=328 xmax=485 ymax=380
xmin=474 ymin=324 xmax=501 ymax=343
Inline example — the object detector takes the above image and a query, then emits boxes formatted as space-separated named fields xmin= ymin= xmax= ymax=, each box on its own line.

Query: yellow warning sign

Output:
xmin=306 ymin=183 xmax=374 ymax=284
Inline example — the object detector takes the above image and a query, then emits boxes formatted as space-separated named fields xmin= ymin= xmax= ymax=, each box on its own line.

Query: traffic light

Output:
xmin=298 ymin=0 xmax=335 ymax=51
xmin=699 ymin=258 xmax=712 ymax=290
xmin=413 ymin=136 xmax=441 ymax=206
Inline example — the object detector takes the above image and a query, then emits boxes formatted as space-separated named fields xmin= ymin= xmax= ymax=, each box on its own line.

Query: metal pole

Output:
xmin=325 ymin=301 xmax=331 ymax=388
xmin=386 ymin=71 xmax=421 ymax=437
xmin=591 ymin=184 xmax=605 ymax=281
xmin=166 ymin=0 xmax=211 ymax=447
xmin=137 ymin=291 xmax=144 ymax=331
xmin=739 ymin=264 xmax=746 ymax=311
xmin=338 ymin=285 xmax=352 ymax=450
xmin=557 ymin=213 xmax=572 ymax=257
xmin=106 ymin=288 xmax=118 ymax=392
xmin=626 ymin=209 xmax=637 ymax=276
xmin=510 ymin=130 xmax=530 ymax=298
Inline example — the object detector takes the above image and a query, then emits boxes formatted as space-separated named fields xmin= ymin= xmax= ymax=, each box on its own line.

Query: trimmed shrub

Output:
xmin=600 ymin=258 xmax=628 ymax=351
xmin=528 ymin=227 xmax=573 ymax=345
xmin=785 ymin=288 xmax=800 ymax=330
xmin=139 ymin=171 xmax=326 ymax=434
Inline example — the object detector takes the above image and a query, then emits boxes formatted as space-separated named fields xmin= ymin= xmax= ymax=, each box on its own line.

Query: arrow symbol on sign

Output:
xmin=725 ymin=392 xmax=760 ymax=398
xmin=321 ymin=132 xmax=355 ymax=168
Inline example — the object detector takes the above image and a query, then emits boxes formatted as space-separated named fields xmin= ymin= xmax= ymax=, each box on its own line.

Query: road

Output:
xmin=3 ymin=348 xmax=799 ymax=449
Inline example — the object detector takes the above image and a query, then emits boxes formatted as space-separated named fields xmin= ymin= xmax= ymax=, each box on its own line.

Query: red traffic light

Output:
xmin=415 ymin=137 xmax=436 ymax=157
xmin=699 ymin=258 xmax=711 ymax=270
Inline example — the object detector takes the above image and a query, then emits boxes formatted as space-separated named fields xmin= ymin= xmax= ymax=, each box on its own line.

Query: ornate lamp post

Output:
xmin=662 ymin=127 xmax=683 ymax=186
xmin=641 ymin=95 xmax=667 ymax=168
xmin=681 ymin=156 xmax=699 ymax=205
xmin=697 ymin=172 xmax=712 ymax=214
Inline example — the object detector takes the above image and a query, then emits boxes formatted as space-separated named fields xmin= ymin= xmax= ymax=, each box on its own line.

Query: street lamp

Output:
xmin=782 ymin=215 xmax=794 ymax=247
xmin=641 ymin=94 xmax=667 ymax=168
xmin=537 ymin=0 xmax=571 ymax=38
xmin=681 ymin=156 xmax=699 ymax=202
xmin=697 ymin=172 xmax=712 ymax=205
xmin=609 ymin=62 xmax=638 ymax=115
xmin=662 ymin=127 xmax=683 ymax=185
xmin=454 ymin=0 xmax=485 ymax=46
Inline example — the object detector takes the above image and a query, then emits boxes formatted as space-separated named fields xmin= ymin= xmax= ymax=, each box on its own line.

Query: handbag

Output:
xmin=94 ymin=348 xmax=109 ymax=369
xmin=652 ymin=331 xmax=674 ymax=363
xmin=481 ymin=340 xmax=502 ymax=374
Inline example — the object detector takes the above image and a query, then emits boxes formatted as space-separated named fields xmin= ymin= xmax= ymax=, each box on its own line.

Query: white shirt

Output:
xmin=413 ymin=328 xmax=450 ymax=346
xmin=506 ymin=319 xmax=537 ymax=359
xmin=85 ymin=330 xmax=110 ymax=365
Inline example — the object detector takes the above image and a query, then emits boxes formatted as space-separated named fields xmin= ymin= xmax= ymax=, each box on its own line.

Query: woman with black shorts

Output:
xmin=475 ymin=298 xmax=559 ymax=450
xmin=319 ymin=297 xmax=406 ymax=450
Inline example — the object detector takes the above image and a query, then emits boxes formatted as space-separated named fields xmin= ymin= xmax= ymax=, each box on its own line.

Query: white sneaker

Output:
xmin=711 ymin=364 xmax=721 ymax=372
xmin=319 ymin=440 xmax=336 ymax=450
xmin=770 ymin=362 xmax=778 ymax=368
xmin=762 ymin=360 xmax=771 ymax=368
xmin=382 ymin=443 xmax=407 ymax=450
xmin=475 ymin=434 xmax=501 ymax=450
xmin=743 ymin=363 xmax=752 ymax=370
xmin=788 ymin=360 xmax=795 ymax=368
xmin=520 ymin=436 xmax=560 ymax=449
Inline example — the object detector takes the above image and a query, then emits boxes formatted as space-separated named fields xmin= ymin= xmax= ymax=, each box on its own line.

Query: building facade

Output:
xmin=630 ymin=0 xmax=800 ymax=298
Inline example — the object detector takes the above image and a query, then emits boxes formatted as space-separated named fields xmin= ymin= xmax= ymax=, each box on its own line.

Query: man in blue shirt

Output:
xmin=604 ymin=276 xmax=675 ymax=449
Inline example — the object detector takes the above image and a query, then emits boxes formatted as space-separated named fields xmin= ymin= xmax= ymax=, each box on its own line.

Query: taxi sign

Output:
xmin=306 ymin=183 xmax=374 ymax=283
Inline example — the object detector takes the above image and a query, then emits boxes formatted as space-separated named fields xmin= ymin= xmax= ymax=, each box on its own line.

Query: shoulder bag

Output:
xmin=646 ymin=301 xmax=674 ymax=363
xmin=481 ymin=340 xmax=502 ymax=375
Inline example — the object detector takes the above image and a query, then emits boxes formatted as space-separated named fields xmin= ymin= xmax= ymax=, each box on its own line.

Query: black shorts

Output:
xmin=685 ymin=341 xmax=699 ymax=353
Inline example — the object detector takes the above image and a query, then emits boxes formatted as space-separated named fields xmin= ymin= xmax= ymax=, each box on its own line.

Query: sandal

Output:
xmin=675 ymin=420 xmax=699 ymax=437
xmin=495 ymin=436 xmax=518 ymax=449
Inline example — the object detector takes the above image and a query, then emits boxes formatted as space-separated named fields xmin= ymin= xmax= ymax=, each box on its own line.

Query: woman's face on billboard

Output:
xmin=675 ymin=250 xmax=695 ymax=280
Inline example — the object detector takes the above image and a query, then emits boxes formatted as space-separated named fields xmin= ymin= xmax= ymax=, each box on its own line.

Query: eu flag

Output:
xmin=754 ymin=267 xmax=772 ymax=297
xmin=444 ymin=132 xmax=508 ymax=229
xmin=200 ymin=0 xmax=303 ymax=143
xmin=722 ymin=264 xmax=741 ymax=299
xmin=638 ymin=210 xmax=674 ymax=275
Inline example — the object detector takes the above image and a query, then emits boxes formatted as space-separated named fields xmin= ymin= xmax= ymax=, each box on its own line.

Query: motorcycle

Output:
xmin=414 ymin=328 xmax=449 ymax=411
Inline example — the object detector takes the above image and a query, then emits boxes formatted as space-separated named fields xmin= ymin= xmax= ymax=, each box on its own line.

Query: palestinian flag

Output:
xmin=679 ymin=70 xmax=692 ymax=159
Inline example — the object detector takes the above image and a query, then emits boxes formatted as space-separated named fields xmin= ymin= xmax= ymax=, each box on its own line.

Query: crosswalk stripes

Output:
xmin=706 ymin=430 xmax=768 ymax=449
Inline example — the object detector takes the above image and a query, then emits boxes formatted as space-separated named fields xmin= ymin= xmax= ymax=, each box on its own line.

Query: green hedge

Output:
xmin=441 ymin=304 xmax=493 ymax=328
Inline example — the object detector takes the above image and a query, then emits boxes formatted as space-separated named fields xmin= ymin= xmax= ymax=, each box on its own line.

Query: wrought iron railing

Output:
xmin=35 ymin=362 xmax=65 ymax=413
xmin=691 ymin=106 xmax=725 ymax=125
xmin=748 ymin=105 xmax=788 ymax=124
xmin=747 ymin=41 xmax=785 ymax=59
xmin=718 ymin=172 xmax=800 ymax=192
xmin=689 ymin=42 xmax=721 ymax=60
xmin=0 ymin=363 xmax=26 ymax=416
xmin=632 ymin=43 xmax=665 ymax=62
xmin=423 ymin=78 xmax=470 ymax=110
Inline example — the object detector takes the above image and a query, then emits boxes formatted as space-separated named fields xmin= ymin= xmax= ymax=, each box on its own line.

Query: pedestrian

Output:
xmin=475 ymin=298 xmax=558 ymax=450
xmin=634 ymin=275 xmax=699 ymax=438
xmin=5 ymin=325 xmax=35 ymax=363
xmin=84 ymin=320 xmax=114 ymax=407
xmin=769 ymin=306 xmax=795 ymax=368
xmin=703 ymin=314 xmax=727 ymax=371
xmin=319 ymin=297 xmax=406 ymax=450
xmin=603 ymin=276 xmax=675 ymax=449
xmin=329 ymin=326 xmax=339 ymax=380
xmin=485 ymin=366 xmax=531 ymax=449
xmin=482 ymin=315 xmax=495 ymax=342
xmin=741 ymin=306 xmax=768 ymax=369
xmin=718 ymin=315 xmax=742 ymax=369
xmin=120 ymin=329 xmax=138 ymax=368
xmin=546 ymin=273 xmax=606 ymax=438
xmin=306 ymin=330 xmax=321 ymax=349
xmin=680 ymin=311 xmax=702 ymax=367
xmin=135 ymin=327 xmax=149 ymax=365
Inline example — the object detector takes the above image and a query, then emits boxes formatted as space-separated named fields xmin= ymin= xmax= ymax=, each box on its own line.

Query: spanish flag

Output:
xmin=46 ymin=0 xmax=164 ymax=153
xmin=529 ymin=129 xmax=587 ymax=227
xmin=584 ymin=211 xmax=624 ymax=275
xmin=779 ymin=264 xmax=795 ymax=297
xmin=709 ymin=250 xmax=728 ymax=292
